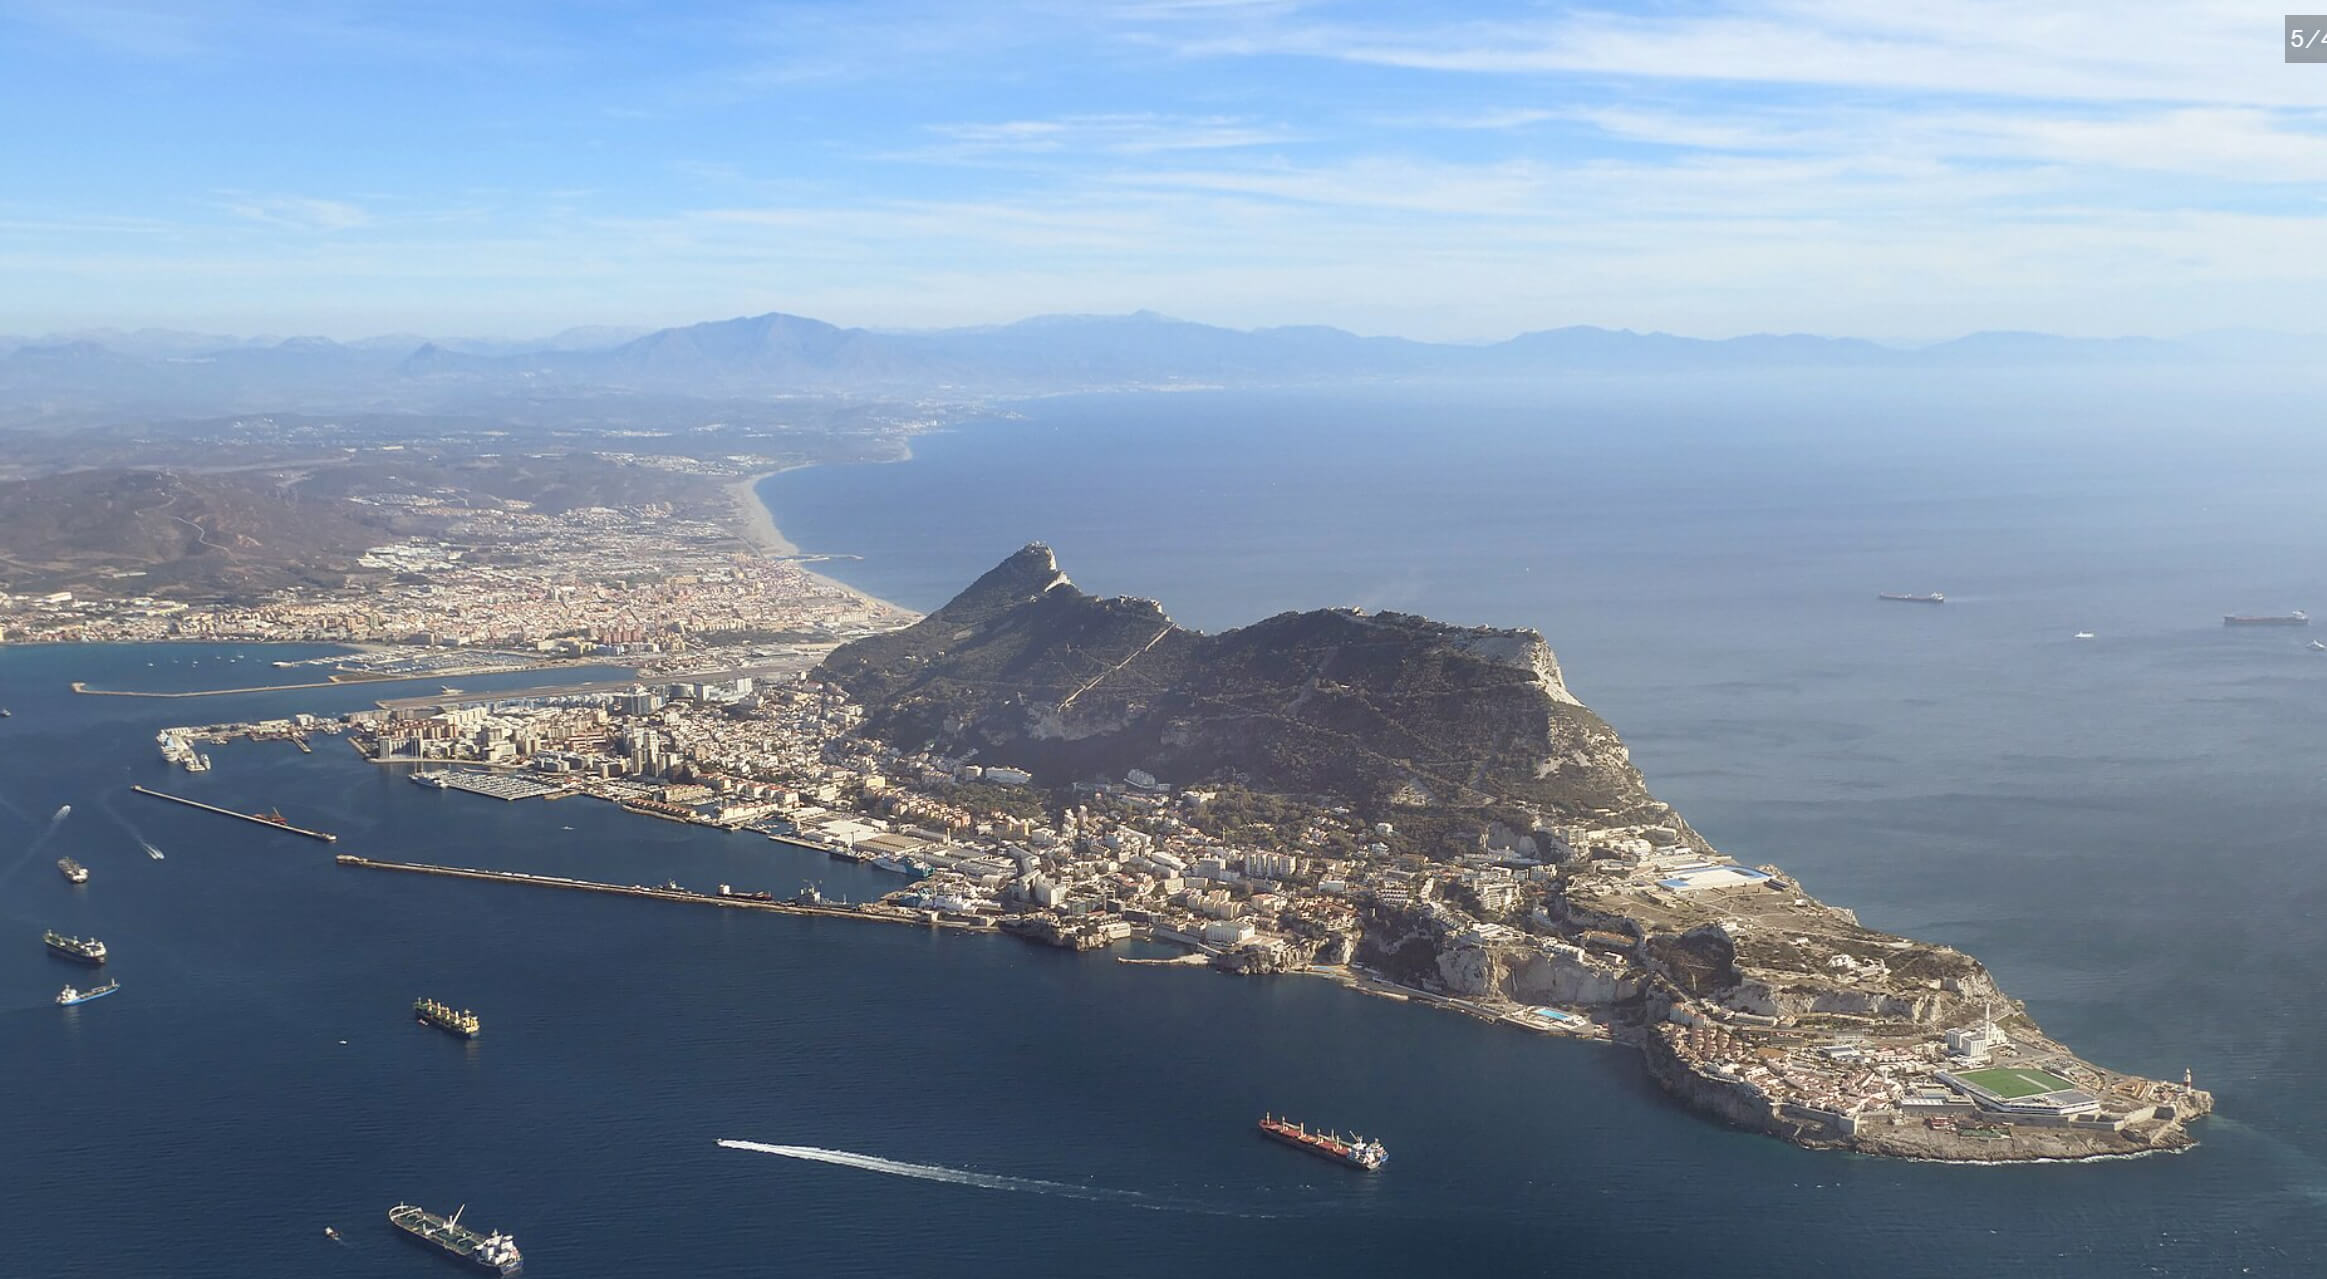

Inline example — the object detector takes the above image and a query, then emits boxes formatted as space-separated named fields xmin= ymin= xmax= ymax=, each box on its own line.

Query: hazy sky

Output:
xmin=3 ymin=0 xmax=2322 ymax=340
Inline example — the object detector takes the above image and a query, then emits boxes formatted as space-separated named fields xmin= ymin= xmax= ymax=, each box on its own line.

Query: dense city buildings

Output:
xmin=1 ymin=493 xmax=909 ymax=670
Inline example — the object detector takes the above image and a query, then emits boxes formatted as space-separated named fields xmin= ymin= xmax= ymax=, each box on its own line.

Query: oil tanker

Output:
xmin=57 ymin=979 xmax=119 ymax=1006
xmin=1256 ymin=1115 xmax=1387 ymax=1170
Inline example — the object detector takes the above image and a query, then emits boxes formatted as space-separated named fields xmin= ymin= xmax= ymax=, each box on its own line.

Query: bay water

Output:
xmin=5 ymin=373 xmax=2327 ymax=1275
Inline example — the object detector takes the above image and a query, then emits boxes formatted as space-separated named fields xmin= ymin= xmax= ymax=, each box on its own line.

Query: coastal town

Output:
xmin=0 ymin=475 xmax=912 ymax=674
xmin=147 ymin=654 xmax=2212 ymax=1163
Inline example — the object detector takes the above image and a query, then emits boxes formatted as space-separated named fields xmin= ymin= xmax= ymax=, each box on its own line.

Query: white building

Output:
xmin=1201 ymin=920 xmax=1256 ymax=946
xmin=1945 ymin=1023 xmax=2011 ymax=1060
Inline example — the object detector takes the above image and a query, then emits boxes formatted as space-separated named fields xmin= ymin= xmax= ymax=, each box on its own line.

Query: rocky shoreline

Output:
xmin=810 ymin=546 xmax=2216 ymax=1164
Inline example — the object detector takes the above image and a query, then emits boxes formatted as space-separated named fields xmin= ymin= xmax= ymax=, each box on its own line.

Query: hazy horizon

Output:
xmin=8 ymin=306 xmax=2323 ymax=351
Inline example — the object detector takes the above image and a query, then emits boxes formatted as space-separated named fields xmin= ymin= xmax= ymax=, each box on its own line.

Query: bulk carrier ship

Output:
xmin=1257 ymin=1115 xmax=1388 ymax=1170
xmin=387 ymin=1203 xmax=523 ymax=1275
xmin=414 ymin=997 xmax=481 ymax=1038
xmin=44 ymin=931 xmax=107 ymax=964
xmin=2224 ymin=611 xmax=2308 ymax=627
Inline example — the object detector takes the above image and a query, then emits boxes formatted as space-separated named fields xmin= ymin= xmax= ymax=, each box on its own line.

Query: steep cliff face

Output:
xmin=1355 ymin=902 xmax=1642 ymax=1006
xmin=818 ymin=544 xmax=1656 ymax=816
xmin=1443 ymin=934 xmax=1644 ymax=1006
xmin=1718 ymin=930 xmax=2011 ymax=1026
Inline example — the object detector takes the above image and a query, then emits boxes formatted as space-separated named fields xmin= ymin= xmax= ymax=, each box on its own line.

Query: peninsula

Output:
xmin=219 ymin=543 xmax=2206 ymax=1163
xmin=812 ymin=546 xmax=2212 ymax=1160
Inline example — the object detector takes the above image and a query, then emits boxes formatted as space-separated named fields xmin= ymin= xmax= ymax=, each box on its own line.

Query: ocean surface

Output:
xmin=4 ymin=376 xmax=2326 ymax=1277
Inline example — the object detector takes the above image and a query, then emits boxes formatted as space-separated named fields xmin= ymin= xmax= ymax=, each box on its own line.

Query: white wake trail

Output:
xmin=102 ymin=796 xmax=161 ymax=859
xmin=717 ymin=1140 xmax=1156 ymax=1206
xmin=0 ymin=801 xmax=74 ymax=883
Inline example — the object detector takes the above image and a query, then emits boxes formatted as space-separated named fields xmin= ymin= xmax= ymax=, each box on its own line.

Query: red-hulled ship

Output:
xmin=1257 ymin=1115 xmax=1387 ymax=1170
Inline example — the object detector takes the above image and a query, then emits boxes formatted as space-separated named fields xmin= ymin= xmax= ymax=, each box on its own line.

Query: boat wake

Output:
xmin=716 ymin=1140 xmax=1256 ymax=1214
xmin=718 ymin=1140 xmax=1148 ymax=1202
xmin=102 ymin=796 xmax=162 ymax=860
xmin=0 ymin=801 xmax=73 ymax=883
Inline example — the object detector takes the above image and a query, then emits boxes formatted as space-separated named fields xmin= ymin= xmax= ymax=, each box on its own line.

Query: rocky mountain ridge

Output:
xmin=818 ymin=543 xmax=1660 ymax=822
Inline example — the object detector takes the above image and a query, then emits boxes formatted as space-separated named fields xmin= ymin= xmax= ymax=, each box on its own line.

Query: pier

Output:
xmin=131 ymin=785 xmax=339 ymax=842
xmin=333 ymin=856 xmax=989 ymax=930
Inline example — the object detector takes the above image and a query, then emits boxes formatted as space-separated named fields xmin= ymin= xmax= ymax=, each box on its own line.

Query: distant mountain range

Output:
xmin=0 ymin=310 xmax=2312 ymax=423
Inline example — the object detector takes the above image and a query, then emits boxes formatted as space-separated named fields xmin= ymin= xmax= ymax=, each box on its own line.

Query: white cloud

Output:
xmin=1177 ymin=1 xmax=2317 ymax=108
xmin=919 ymin=113 xmax=1300 ymax=157
xmin=1366 ymin=106 xmax=1559 ymax=131
xmin=219 ymin=195 xmax=373 ymax=232
xmin=0 ymin=0 xmax=208 ymax=57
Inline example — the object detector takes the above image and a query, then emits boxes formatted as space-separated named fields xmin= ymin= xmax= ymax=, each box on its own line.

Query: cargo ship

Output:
xmin=414 ymin=997 xmax=481 ymax=1038
xmin=44 ymin=930 xmax=108 ymax=965
xmin=387 ymin=1203 xmax=523 ymax=1275
xmin=2224 ymin=611 xmax=2308 ymax=627
xmin=1879 ymin=592 xmax=1946 ymax=604
xmin=57 ymin=857 xmax=89 ymax=884
xmin=1257 ymin=1115 xmax=1387 ymax=1171
xmin=56 ymin=979 xmax=119 ymax=1006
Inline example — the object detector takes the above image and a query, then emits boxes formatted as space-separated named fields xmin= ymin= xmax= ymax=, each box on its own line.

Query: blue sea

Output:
xmin=7 ymin=374 xmax=2327 ymax=1276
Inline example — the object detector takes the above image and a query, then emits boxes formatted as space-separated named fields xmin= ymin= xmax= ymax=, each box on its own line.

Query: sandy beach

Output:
xmin=729 ymin=467 xmax=921 ymax=624
xmin=727 ymin=470 xmax=801 ymax=558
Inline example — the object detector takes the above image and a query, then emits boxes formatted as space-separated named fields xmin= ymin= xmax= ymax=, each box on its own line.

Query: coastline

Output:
xmin=316 ymin=779 xmax=2209 ymax=1167
xmin=144 ymin=657 xmax=2207 ymax=1167
xmin=63 ymin=442 xmax=2209 ymax=1168
xmin=729 ymin=467 xmax=923 ymax=623
xmin=727 ymin=470 xmax=801 ymax=558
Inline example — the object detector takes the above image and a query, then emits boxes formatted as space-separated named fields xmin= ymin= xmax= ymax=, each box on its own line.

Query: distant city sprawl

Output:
xmin=0 ymin=488 xmax=912 ymax=672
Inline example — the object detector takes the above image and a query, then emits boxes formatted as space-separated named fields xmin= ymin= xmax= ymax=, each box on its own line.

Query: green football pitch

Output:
xmin=1957 ymin=1066 xmax=2075 ymax=1099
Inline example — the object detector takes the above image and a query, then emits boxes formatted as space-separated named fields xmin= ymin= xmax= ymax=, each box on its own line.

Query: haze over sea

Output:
xmin=7 ymin=376 xmax=2327 ymax=1277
